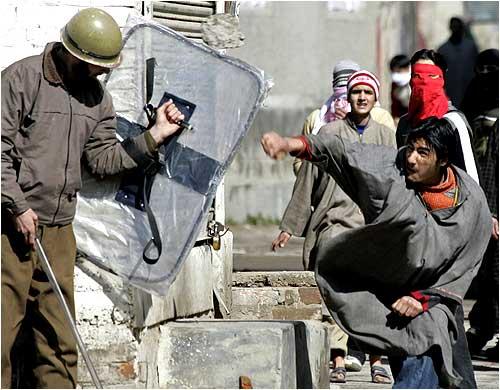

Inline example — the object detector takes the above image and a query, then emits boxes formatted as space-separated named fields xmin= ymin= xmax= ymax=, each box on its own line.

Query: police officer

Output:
xmin=1 ymin=8 xmax=184 ymax=388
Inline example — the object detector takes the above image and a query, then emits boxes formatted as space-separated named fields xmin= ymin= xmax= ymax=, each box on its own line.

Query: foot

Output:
xmin=330 ymin=367 xmax=347 ymax=383
xmin=371 ymin=365 xmax=392 ymax=384
xmin=345 ymin=355 xmax=363 ymax=372
xmin=485 ymin=343 xmax=499 ymax=362
xmin=466 ymin=328 xmax=489 ymax=355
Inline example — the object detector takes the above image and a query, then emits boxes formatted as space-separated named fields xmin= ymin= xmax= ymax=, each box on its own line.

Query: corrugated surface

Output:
xmin=152 ymin=1 xmax=216 ymax=42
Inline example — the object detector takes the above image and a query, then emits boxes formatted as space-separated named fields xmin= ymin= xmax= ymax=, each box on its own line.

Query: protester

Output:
xmin=293 ymin=61 xmax=395 ymax=175
xmin=389 ymin=54 xmax=411 ymax=124
xmin=438 ymin=17 xmax=479 ymax=107
xmin=273 ymin=70 xmax=395 ymax=383
xmin=461 ymin=49 xmax=499 ymax=361
xmin=261 ymin=116 xmax=491 ymax=388
xmin=396 ymin=48 xmax=479 ymax=185
xmin=1 ymin=8 xmax=184 ymax=388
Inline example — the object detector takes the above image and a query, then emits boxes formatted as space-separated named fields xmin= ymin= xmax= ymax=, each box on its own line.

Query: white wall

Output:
xmin=0 ymin=0 xmax=141 ymax=70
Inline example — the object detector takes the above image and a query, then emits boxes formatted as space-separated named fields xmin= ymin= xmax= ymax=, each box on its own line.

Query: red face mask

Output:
xmin=408 ymin=63 xmax=449 ymax=126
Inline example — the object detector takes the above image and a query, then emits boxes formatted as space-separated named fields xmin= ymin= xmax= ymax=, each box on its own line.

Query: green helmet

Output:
xmin=61 ymin=8 xmax=122 ymax=68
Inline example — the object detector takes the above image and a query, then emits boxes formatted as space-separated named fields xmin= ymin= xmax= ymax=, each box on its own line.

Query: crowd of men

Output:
xmin=264 ymin=17 xmax=498 ymax=389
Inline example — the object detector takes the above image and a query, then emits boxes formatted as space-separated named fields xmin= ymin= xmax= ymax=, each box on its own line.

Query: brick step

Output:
xmin=232 ymin=271 xmax=322 ymax=321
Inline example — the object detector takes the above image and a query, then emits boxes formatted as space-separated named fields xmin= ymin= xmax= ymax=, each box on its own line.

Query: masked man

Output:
xmin=261 ymin=116 xmax=491 ymax=388
xmin=389 ymin=54 xmax=411 ymax=124
xmin=1 ymin=8 xmax=184 ymax=388
xmin=396 ymin=49 xmax=479 ymax=188
xmin=461 ymin=49 xmax=499 ymax=360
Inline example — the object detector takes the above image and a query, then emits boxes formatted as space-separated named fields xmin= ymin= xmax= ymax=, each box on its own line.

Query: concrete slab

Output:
xmin=153 ymin=320 xmax=329 ymax=389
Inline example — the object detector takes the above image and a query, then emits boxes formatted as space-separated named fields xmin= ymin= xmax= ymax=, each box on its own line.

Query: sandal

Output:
xmin=330 ymin=366 xmax=346 ymax=383
xmin=371 ymin=365 xmax=392 ymax=384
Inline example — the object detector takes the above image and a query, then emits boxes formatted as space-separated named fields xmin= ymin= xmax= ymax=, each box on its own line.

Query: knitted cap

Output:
xmin=332 ymin=60 xmax=361 ymax=89
xmin=347 ymin=70 xmax=380 ymax=100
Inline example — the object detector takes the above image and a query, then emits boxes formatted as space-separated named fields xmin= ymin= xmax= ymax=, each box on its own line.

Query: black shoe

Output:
xmin=484 ymin=343 xmax=499 ymax=362
xmin=466 ymin=328 xmax=488 ymax=355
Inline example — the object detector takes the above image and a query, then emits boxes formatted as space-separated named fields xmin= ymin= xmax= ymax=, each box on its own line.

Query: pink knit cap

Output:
xmin=347 ymin=70 xmax=380 ymax=100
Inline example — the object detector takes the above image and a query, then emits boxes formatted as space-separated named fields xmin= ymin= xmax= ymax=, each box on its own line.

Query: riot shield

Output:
xmin=73 ymin=14 xmax=269 ymax=295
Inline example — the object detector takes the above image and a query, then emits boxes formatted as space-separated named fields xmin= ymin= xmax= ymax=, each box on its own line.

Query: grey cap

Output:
xmin=332 ymin=60 xmax=361 ymax=88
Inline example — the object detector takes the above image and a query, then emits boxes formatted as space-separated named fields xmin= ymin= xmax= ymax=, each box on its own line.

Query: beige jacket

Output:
xmin=281 ymin=115 xmax=396 ymax=270
xmin=293 ymin=106 xmax=395 ymax=174
xmin=1 ymin=43 xmax=157 ymax=225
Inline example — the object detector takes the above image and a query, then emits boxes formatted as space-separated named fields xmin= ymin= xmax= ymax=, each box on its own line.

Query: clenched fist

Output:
xmin=261 ymin=132 xmax=305 ymax=160
xmin=391 ymin=295 xmax=423 ymax=318
xmin=261 ymin=132 xmax=289 ymax=159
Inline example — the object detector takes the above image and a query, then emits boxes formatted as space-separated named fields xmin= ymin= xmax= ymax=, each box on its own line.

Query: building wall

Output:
xmin=0 ymin=1 xmax=142 ymax=70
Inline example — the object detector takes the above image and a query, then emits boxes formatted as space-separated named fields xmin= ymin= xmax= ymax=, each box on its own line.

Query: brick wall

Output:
xmin=231 ymin=272 xmax=323 ymax=321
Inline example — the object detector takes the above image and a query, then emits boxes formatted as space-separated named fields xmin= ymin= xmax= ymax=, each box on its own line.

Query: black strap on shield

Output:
xmin=141 ymin=57 xmax=163 ymax=265
xmin=142 ymin=162 xmax=163 ymax=264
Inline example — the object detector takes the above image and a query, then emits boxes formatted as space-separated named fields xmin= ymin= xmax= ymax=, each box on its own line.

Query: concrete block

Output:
xmin=153 ymin=320 xmax=329 ymax=389
xmin=158 ymin=320 xmax=296 ymax=388
xmin=293 ymin=320 xmax=330 ymax=389
xmin=133 ymin=244 xmax=215 ymax=328
xmin=211 ymin=230 xmax=233 ymax=317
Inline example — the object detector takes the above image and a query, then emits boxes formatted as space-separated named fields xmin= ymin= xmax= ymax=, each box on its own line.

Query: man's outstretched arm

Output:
xmin=261 ymin=131 xmax=360 ymax=205
xmin=261 ymin=132 xmax=307 ymax=160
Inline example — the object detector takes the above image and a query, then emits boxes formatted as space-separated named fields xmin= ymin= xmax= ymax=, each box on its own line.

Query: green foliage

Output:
xmin=245 ymin=213 xmax=280 ymax=225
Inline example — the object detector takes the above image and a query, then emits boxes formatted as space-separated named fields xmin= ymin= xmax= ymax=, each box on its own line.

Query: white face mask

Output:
xmin=392 ymin=71 xmax=411 ymax=87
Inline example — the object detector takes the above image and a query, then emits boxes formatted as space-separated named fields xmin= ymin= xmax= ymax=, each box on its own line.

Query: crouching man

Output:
xmin=261 ymin=117 xmax=491 ymax=388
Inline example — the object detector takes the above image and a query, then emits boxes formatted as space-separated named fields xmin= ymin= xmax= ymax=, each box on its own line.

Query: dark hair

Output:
xmin=410 ymin=49 xmax=448 ymax=74
xmin=389 ymin=55 xmax=410 ymax=71
xmin=406 ymin=117 xmax=457 ymax=162
xmin=476 ymin=48 xmax=499 ymax=68
xmin=449 ymin=17 xmax=464 ymax=28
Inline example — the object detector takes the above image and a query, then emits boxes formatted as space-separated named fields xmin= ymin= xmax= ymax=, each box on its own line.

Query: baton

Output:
xmin=34 ymin=238 xmax=103 ymax=389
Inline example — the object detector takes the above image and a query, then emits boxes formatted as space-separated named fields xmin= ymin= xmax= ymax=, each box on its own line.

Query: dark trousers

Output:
xmin=469 ymin=238 xmax=499 ymax=341
xmin=1 ymin=222 xmax=78 ymax=389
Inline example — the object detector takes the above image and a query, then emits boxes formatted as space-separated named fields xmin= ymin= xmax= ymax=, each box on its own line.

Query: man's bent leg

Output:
xmin=30 ymin=224 xmax=78 ymax=389
xmin=1 ymin=224 xmax=36 ymax=388
xmin=321 ymin=299 xmax=348 ymax=355
xmin=454 ymin=305 xmax=477 ymax=388
xmin=389 ymin=354 xmax=439 ymax=389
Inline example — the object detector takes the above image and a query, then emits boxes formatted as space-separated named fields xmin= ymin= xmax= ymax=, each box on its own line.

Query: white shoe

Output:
xmin=344 ymin=355 xmax=363 ymax=372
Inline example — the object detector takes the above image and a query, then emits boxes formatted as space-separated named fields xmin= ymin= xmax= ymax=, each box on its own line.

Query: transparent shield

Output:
xmin=74 ymin=15 xmax=268 ymax=295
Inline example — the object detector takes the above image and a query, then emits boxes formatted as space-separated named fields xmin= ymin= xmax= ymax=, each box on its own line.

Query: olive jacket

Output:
xmin=1 ymin=42 xmax=157 ymax=225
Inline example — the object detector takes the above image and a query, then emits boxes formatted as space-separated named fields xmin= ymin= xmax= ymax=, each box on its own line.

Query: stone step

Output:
xmin=232 ymin=286 xmax=322 ymax=320
xmin=233 ymin=271 xmax=316 ymax=287
xmin=138 ymin=319 xmax=329 ymax=389
xmin=232 ymin=271 xmax=322 ymax=321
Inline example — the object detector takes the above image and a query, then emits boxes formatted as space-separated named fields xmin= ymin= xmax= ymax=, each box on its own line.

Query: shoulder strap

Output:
xmin=444 ymin=111 xmax=480 ymax=185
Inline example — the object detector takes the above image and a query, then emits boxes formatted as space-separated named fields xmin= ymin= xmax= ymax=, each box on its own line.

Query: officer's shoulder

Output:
xmin=2 ymin=53 xmax=42 ymax=79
